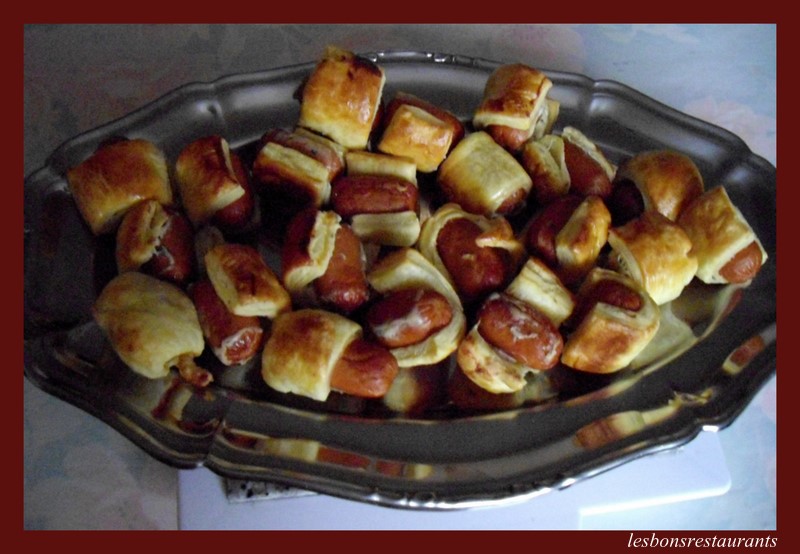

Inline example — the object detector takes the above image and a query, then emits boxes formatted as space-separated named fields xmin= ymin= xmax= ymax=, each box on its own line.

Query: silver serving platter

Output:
xmin=23 ymin=51 xmax=777 ymax=510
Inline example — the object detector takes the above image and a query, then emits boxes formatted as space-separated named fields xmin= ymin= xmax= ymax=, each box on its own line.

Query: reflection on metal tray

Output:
xmin=23 ymin=51 xmax=776 ymax=509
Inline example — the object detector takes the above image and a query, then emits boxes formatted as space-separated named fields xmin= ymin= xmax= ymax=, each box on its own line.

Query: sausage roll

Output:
xmin=418 ymin=202 xmax=525 ymax=305
xmin=281 ymin=208 xmax=369 ymax=314
xmin=297 ymin=46 xmax=385 ymax=150
xmin=261 ymin=309 xmax=398 ymax=402
xmin=456 ymin=293 xmax=564 ymax=394
xmin=525 ymin=194 xmax=612 ymax=286
xmin=376 ymin=92 xmax=464 ymax=173
xmin=560 ymin=127 xmax=616 ymax=199
xmin=190 ymin=278 xmax=264 ymax=367
xmin=66 ymin=138 xmax=172 ymax=235
xmin=115 ymin=199 xmax=195 ymax=286
xmin=677 ymin=186 xmax=768 ymax=284
xmin=521 ymin=134 xmax=571 ymax=205
xmin=504 ymin=257 xmax=575 ymax=328
xmin=251 ymin=127 xmax=345 ymax=212
xmin=93 ymin=271 xmax=205 ymax=381
xmin=472 ymin=63 xmax=554 ymax=152
xmin=174 ymin=135 xmax=252 ymax=228
xmin=366 ymin=248 xmax=466 ymax=368
xmin=330 ymin=173 xmax=420 ymax=248
xmin=611 ymin=149 xmax=704 ymax=224
xmin=561 ymin=267 xmax=660 ymax=374
xmin=205 ymin=243 xmax=291 ymax=318
xmin=608 ymin=210 xmax=698 ymax=305
xmin=437 ymin=131 xmax=533 ymax=217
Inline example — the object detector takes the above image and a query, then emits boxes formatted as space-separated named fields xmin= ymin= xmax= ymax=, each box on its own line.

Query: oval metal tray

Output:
xmin=23 ymin=51 xmax=777 ymax=509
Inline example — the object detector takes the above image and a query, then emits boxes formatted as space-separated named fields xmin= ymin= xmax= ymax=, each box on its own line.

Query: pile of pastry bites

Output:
xmin=68 ymin=46 xmax=768 ymax=415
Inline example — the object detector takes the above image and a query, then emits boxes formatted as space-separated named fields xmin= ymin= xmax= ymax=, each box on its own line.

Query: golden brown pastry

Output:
xmin=677 ymin=186 xmax=768 ymax=284
xmin=93 ymin=271 xmax=205 ymax=381
xmin=520 ymin=134 xmax=571 ymax=205
xmin=251 ymin=127 xmax=345 ymax=214
xmin=418 ymin=202 xmax=525 ymax=305
xmin=608 ymin=210 xmax=698 ymax=305
xmin=437 ymin=131 xmax=533 ymax=217
xmin=611 ymin=149 xmax=704 ymax=223
xmin=66 ymin=138 xmax=172 ymax=235
xmin=261 ymin=309 xmax=398 ymax=402
xmin=366 ymin=248 xmax=466 ymax=368
xmin=504 ymin=257 xmax=576 ymax=328
xmin=561 ymin=267 xmax=660 ymax=374
xmin=456 ymin=293 xmax=563 ymax=394
xmin=174 ymin=135 xmax=250 ymax=227
xmin=525 ymin=194 xmax=612 ymax=286
xmin=204 ymin=243 xmax=291 ymax=318
xmin=297 ymin=46 xmax=385 ymax=150
xmin=377 ymin=91 xmax=464 ymax=172
xmin=281 ymin=208 xmax=369 ymax=313
xmin=472 ymin=63 xmax=554 ymax=152
xmin=560 ymin=127 xmax=616 ymax=199
xmin=115 ymin=199 xmax=195 ymax=286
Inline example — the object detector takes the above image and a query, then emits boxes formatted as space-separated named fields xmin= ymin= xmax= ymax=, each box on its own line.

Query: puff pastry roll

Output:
xmin=281 ymin=208 xmax=369 ymax=314
xmin=376 ymin=92 xmax=464 ymax=173
xmin=561 ymin=267 xmax=660 ymax=374
xmin=115 ymin=199 xmax=195 ymax=286
xmin=251 ymin=127 xmax=345 ymax=213
xmin=330 ymin=171 xmax=420 ymax=248
xmin=457 ymin=293 xmax=564 ymax=394
xmin=472 ymin=63 xmax=554 ymax=152
xmin=93 ymin=272 xmax=205 ymax=381
xmin=418 ymin=202 xmax=525 ymax=305
xmin=66 ymin=138 xmax=172 ymax=235
xmin=205 ymin=243 xmax=291 ymax=318
xmin=448 ymin=362 xmax=557 ymax=412
xmin=611 ymin=149 xmax=704 ymax=224
xmin=366 ymin=248 xmax=466 ymax=368
xmin=521 ymin=134 xmax=571 ymax=205
xmin=608 ymin=211 xmax=697 ymax=305
xmin=525 ymin=194 xmax=612 ymax=286
xmin=560 ymin=127 xmax=616 ymax=199
xmin=174 ymin=135 xmax=254 ymax=229
xmin=505 ymin=257 xmax=575 ymax=328
xmin=437 ymin=131 xmax=533 ymax=217
xmin=297 ymin=46 xmax=385 ymax=150
xmin=261 ymin=309 xmax=398 ymax=402
xmin=677 ymin=186 xmax=768 ymax=284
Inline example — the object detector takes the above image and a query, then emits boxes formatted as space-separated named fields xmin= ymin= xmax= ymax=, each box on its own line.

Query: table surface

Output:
xmin=23 ymin=24 xmax=777 ymax=530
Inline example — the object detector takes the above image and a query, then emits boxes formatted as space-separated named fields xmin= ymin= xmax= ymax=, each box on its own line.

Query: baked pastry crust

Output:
xmin=66 ymin=138 xmax=172 ymax=235
xmin=615 ymin=149 xmax=704 ymax=221
xmin=437 ymin=131 xmax=532 ymax=216
xmin=521 ymin=134 xmax=570 ymax=204
xmin=174 ymin=135 xmax=246 ymax=226
xmin=677 ymin=186 xmax=768 ymax=284
xmin=377 ymin=104 xmax=455 ymax=173
xmin=253 ymin=131 xmax=332 ymax=207
xmin=473 ymin=64 xmax=553 ymax=136
xmin=205 ymin=243 xmax=291 ymax=318
xmin=367 ymin=248 xmax=466 ymax=368
xmin=297 ymin=46 xmax=385 ymax=150
xmin=555 ymin=195 xmax=612 ymax=285
xmin=608 ymin=210 xmax=698 ymax=305
xmin=115 ymin=199 xmax=172 ymax=272
xmin=281 ymin=209 xmax=342 ymax=296
xmin=561 ymin=268 xmax=660 ymax=374
xmin=93 ymin=272 xmax=204 ymax=379
xmin=261 ymin=309 xmax=362 ymax=402
xmin=418 ymin=202 xmax=525 ymax=290
xmin=344 ymin=150 xmax=417 ymax=184
xmin=505 ymin=257 xmax=575 ymax=327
